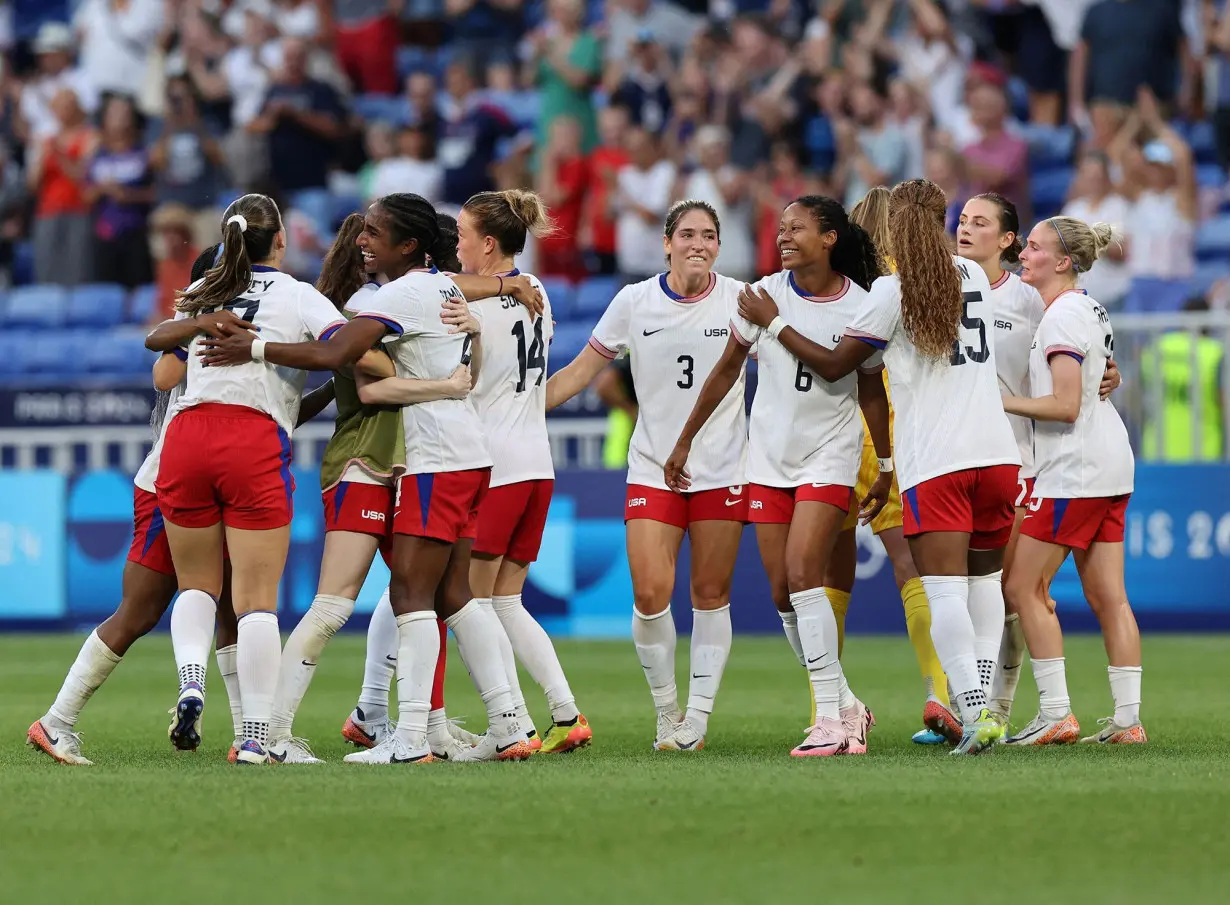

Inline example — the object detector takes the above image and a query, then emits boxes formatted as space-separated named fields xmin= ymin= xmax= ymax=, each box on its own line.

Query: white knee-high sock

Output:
xmin=632 ymin=606 xmax=678 ymax=714
xmin=237 ymin=611 xmax=281 ymax=747
xmin=446 ymin=600 xmax=514 ymax=719
xmin=476 ymin=598 xmax=532 ymax=731
xmin=392 ymin=610 xmax=439 ymax=750
xmin=922 ymin=575 xmax=985 ymax=717
xmin=357 ymin=587 xmax=398 ymax=718
xmin=44 ymin=630 xmax=121 ymax=731
xmin=1032 ymin=657 xmax=1070 ymax=719
xmin=778 ymin=610 xmax=805 ymax=666
xmin=1108 ymin=665 xmax=1142 ymax=726
xmin=968 ymin=571 xmax=1006 ymax=693
xmin=686 ymin=605 xmax=732 ymax=736
xmin=171 ymin=589 xmax=216 ymax=692
xmin=491 ymin=593 xmax=579 ymax=723
xmin=215 ymin=644 xmax=243 ymax=739
xmin=791 ymin=588 xmax=843 ymax=721
xmin=990 ymin=613 xmax=1026 ymax=715
xmin=270 ymin=594 xmax=354 ymax=741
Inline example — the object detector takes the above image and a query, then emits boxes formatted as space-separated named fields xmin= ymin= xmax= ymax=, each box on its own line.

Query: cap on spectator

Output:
xmin=634 ymin=28 xmax=657 ymax=45
xmin=34 ymin=23 xmax=74 ymax=54
xmin=1142 ymin=141 xmax=1175 ymax=166
xmin=967 ymin=61 xmax=1007 ymax=89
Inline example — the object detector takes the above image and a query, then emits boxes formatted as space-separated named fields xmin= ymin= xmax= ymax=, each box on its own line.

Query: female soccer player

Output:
xmin=199 ymin=193 xmax=543 ymax=764
xmin=26 ymin=246 xmax=250 ymax=766
xmin=546 ymin=200 xmax=747 ymax=752
xmin=1001 ymin=217 xmax=1144 ymax=745
xmin=361 ymin=190 xmax=592 ymax=755
xmin=736 ymin=180 xmax=1020 ymax=755
xmin=667 ymin=196 xmax=891 ymax=757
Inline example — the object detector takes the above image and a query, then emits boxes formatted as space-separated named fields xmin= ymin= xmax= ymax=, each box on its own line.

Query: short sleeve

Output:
xmin=356 ymin=278 xmax=426 ymax=338
xmin=845 ymin=276 xmax=901 ymax=349
xmin=589 ymin=285 xmax=635 ymax=359
xmin=298 ymin=285 xmax=348 ymax=341
xmin=1037 ymin=301 xmax=1091 ymax=364
xmin=730 ymin=277 xmax=770 ymax=347
xmin=858 ymin=347 xmax=885 ymax=373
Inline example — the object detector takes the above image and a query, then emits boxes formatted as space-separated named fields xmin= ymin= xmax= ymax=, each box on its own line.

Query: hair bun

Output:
xmin=227 ymin=214 xmax=248 ymax=233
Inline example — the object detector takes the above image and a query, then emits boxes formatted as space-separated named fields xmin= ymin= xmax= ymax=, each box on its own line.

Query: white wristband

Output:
xmin=878 ymin=456 xmax=893 ymax=473
xmin=766 ymin=316 xmax=787 ymax=340
xmin=250 ymin=338 xmax=266 ymax=362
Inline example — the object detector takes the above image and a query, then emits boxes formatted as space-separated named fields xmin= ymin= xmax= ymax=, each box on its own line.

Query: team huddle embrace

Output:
xmin=27 ymin=177 xmax=1144 ymax=767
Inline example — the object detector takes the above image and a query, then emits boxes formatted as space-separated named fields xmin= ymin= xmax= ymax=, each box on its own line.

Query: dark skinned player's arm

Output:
xmin=674 ymin=335 xmax=749 ymax=449
xmin=210 ymin=317 xmax=388 ymax=371
xmin=296 ymin=379 xmax=336 ymax=427
xmin=856 ymin=370 xmax=892 ymax=458
xmin=776 ymin=329 xmax=879 ymax=383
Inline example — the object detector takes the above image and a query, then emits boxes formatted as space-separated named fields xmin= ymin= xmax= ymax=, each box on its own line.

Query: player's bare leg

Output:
xmin=627 ymin=519 xmax=687 ymax=748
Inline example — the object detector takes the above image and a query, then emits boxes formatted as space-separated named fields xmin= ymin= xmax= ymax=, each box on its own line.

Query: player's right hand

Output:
xmin=664 ymin=444 xmax=692 ymax=493
xmin=194 ymin=309 xmax=254 ymax=338
xmin=504 ymin=274 xmax=545 ymax=317
xmin=445 ymin=364 xmax=472 ymax=399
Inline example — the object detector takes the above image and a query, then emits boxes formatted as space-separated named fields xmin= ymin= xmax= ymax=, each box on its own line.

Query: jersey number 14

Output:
xmin=512 ymin=318 xmax=546 ymax=392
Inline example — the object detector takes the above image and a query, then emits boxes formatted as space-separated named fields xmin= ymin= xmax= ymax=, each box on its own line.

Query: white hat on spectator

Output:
xmin=33 ymin=23 xmax=74 ymax=55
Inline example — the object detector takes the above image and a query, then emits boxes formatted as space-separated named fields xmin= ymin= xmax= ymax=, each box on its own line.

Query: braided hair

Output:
xmin=791 ymin=195 xmax=885 ymax=291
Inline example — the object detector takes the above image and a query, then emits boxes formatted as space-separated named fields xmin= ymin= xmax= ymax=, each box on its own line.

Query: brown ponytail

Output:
xmin=176 ymin=194 xmax=282 ymax=315
xmin=316 ymin=212 xmax=367 ymax=310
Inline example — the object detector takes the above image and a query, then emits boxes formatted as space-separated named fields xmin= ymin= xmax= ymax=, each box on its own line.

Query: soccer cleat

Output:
xmin=655 ymin=717 xmax=704 ymax=751
xmin=989 ymin=708 xmax=1011 ymax=738
xmin=912 ymin=728 xmax=946 ymax=745
xmin=950 ymin=708 xmax=1005 ymax=756
xmin=235 ymin=739 xmax=270 ymax=765
xmin=527 ymin=727 xmax=542 ymax=754
xmin=447 ymin=718 xmax=482 ymax=747
xmin=790 ymin=717 xmax=849 ymax=757
xmin=168 ymin=682 xmax=204 ymax=752
xmin=429 ymin=734 xmax=475 ymax=761
xmin=344 ymin=735 xmax=436 ymax=764
xmin=1004 ymin=712 xmax=1080 ymax=746
xmin=227 ymin=742 xmax=239 ymax=764
xmin=540 ymin=714 xmax=593 ymax=754
xmin=454 ymin=715 xmax=535 ymax=762
xmin=268 ymin=737 xmax=325 ymax=764
xmin=341 ymin=708 xmax=392 ymax=749
xmin=1080 ymin=718 xmax=1147 ymax=745
xmin=653 ymin=709 xmax=683 ymax=750
xmin=922 ymin=694 xmax=962 ymax=746
xmin=26 ymin=720 xmax=92 ymax=766
xmin=840 ymin=699 xmax=871 ymax=754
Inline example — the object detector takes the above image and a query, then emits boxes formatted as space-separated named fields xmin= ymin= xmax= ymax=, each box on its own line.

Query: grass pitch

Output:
xmin=1 ymin=633 xmax=1228 ymax=903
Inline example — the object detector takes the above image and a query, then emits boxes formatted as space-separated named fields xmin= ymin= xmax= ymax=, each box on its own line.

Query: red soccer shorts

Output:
xmin=393 ymin=468 xmax=492 ymax=543
xmin=128 ymin=487 xmax=175 ymax=576
xmin=624 ymin=483 xmax=748 ymax=528
xmin=322 ymin=481 xmax=395 ymax=539
xmin=1021 ymin=494 xmax=1130 ymax=550
xmin=902 ymin=464 xmax=1018 ymax=549
xmin=1015 ymin=475 xmax=1036 ymax=509
xmin=747 ymin=483 xmax=853 ymax=525
xmin=473 ymin=479 xmax=554 ymax=562
xmin=157 ymin=404 xmax=294 ymax=529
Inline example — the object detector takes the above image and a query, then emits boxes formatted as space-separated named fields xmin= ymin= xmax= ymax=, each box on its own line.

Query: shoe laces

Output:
xmin=287 ymin=737 xmax=317 ymax=757
xmin=62 ymin=729 xmax=85 ymax=755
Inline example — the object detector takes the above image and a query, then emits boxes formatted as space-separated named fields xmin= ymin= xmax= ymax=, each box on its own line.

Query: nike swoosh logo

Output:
xmin=495 ymin=740 xmax=525 ymax=754
xmin=46 ymin=730 xmax=59 ymax=745
xmin=677 ymin=737 xmax=701 ymax=749
xmin=1002 ymin=665 xmax=1019 ymax=671
xmin=642 ymin=328 xmax=665 ymax=336
xmin=385 ymin=655 xmax=397 ymax=662
xmin=692 ymin=673 xmax=712 ymax=679
xmin=806 ymin=655 xmax=825 ymax=665
xmin=390 ymin=752 xmax=430 ymax=764
xmin=1013 ymin=723 xmax=1047 ymax=742
xmin=302 ymin=660 xmax=316 ymax=667
xmin=724 ymin=499 xmax=740 ymax=506
xmin=268 ymin=748 xmax=287 ymax=763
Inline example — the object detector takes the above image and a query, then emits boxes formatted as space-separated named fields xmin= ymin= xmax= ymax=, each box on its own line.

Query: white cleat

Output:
xmin=268 ymin=737 xmax=325 ymax=764
xmin=429 ymin=734 xmax=475 ymax=762
xmin=341 ymin=708 xmax=392 ymax=749
xmin=1079 ymin=717 xmax=1147 ymax=745
xmin=1003 ymin=712 xmax=1080 ymax=746
xmin=655 ymin=716 xmax=705 ymax=751
xmin=168 ymin=682 xmax=205 ymax=751
xmin=343 ymin=735 xmax=435 ymax=764
xmin=652 ymin=709 xmax=683 ymax=750
xmin=27 ymin=720 xmax=93 ymax=766
xmin=453 ymin=715 xmax=534 ymax=762
xmin=447 ymin=718 xmax=482 ymax=747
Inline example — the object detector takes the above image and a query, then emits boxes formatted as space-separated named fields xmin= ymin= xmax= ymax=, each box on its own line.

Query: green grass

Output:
xmin=1 ymin=633 xmax=1228 ymax=903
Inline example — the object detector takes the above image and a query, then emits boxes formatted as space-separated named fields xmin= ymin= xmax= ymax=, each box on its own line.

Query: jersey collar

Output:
xmin=788 ymin=271 xmax=849 ymax=302
xmin=658 ymin=271 xmax=715 ymax=303
xmin=252 ymin=265 xmax=279 ymax=273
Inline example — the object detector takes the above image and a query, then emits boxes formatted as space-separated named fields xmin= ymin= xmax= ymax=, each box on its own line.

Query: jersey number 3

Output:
xmin=950 ymin=291 xmax=989 ymax=366
xmin=512 ymin=318 xmax=546 ymax=392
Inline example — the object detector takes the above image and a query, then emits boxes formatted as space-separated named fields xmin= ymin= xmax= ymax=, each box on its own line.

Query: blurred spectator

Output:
xmin=721 ymin=15 xmax=805 ymax=170
xmin=889 ymin=0 xmax=971 ymax=135
xmin=681 ymin=124 xmax=753 ymax=280
xmin=802 ymin=70 xmax=844 ymax=176
xmin=18 ymin=24 xmax=98 ymax=150
xmin=976 ymin=0 xmax=1077 ymax=126
xmin=274 ymin=0 xmax=323 ymax=40
xmin=1063 ymin=150 xmax=1130 ymax=307
xmin=358 ymin=121 xmax=396 ymax=201
xmin=887 ymin=78 xmax=926 ymax=181
xmin=333 ymin=0 xmax=400 ymax=95
xmin=605 ymin=0 xmax=701 ymax=64
xmin=369 ymin=125 xmax=444 ymax=203
xmin=150 ymin=77 xmax=223 ymax=223
xmin=86 ymin=94 xmax=154 ymax=288
xmin=250 ymin=38 xmax=346 ymax=194
xmin=754 ymin=140 xmax=812 ymax=276
xmin=73 ymin=0 xmax=164 ymax=101
xmin=580 ymin=103 xmax=631 ymax=275
xmin=614 ymin=125 xmax=674 ymax=282
xmin=447 ymin=0 xmax=525 ymax=63
xmin=528 ymin=0 xmax=601 ymax=155
xmin=438 ymin=58 xmax=517 ymax=205
xmin=149 ymin=202 xmax=199 ymax=322
xmin=1211 ymin=1 xmax=1230 ymax=169
xmin=610 ymin=32 xmax=673 ymax=133
xmin=536 ymin=115 xmax=589 ymax=280
xmin=0 ymin=145 xmax=27 ymax=289
xmin=838 ymin=81 xmax=909 ymax=210
xmin=961 ymin=81 xmax=1031 ymax=224
xmin=923 ymin=143 xmax=965 ymax=238
xmin=404 ymin=71 xmax=443 ymax=136
xmin=28 ymin=87 xmax=96 ymax=286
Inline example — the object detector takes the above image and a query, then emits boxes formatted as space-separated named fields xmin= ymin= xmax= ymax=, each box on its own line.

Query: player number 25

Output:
xmin=949 ymin=291 xmax=989 ymax=366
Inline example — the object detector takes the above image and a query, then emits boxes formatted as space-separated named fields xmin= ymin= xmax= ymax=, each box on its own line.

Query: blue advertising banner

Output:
xmin=3 ymin=465 xmax=1229 ymax=632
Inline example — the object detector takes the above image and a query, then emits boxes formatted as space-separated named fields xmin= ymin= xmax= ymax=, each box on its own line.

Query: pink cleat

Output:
xmin=790 ymin=717 xmax=850 ymax=757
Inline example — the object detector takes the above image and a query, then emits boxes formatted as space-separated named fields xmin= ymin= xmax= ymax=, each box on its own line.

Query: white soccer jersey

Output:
xmin=1029 ymin=290 xmax=1134 ymax=498
xmin=173 ymin=267 xmax=347 ymax=434
xmin=589 ymin=272 xmax=747 ymax=492
xmin=344 ymin=281 xmax=380 ymax=313
xmin=470 ymin=270 xmax=554 ymax=487
xmin=990 ymin=271 xmax=1045 ymax=478
xmin=845 ymin=256 xmax=1020 ymax=492
xmin=731 ymin=271 xmax=875 ymax=488
xmin=356 ymin=268 xmax=493 ymax=474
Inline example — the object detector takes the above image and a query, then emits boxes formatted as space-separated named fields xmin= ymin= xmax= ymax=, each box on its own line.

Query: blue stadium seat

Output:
xmin=353 ymin=94 xmax=408 ymax=124
xmin=1195 ymin=214 xmax=1230 ymax=261
xmin=128 ymin=284 xmax=159 ymax=323
xmin=1190 ymin=261 xmax=1230 ymax=296
xmin=1021 ymin=123 xmax=1074 ymax=172
xmin=1185 ymin=120 xmax=1218 ymax=165
xmin=291 ymin=189 xmax=334 ymax=236
xmin=68 ymin=283 xmax=127 ymax=328
xmin=4 ymin=285 xmax=67 ymax=328
xmin=1196 ymin=164 xmax=1226 ymax=189
xmin=0 ymin=331 xmax=31 ymax=376
xmin=12 ymin=241 xmax=34 ymax=285
xmin=537 ymin=277 xmax=575 ymax=320
xmin=22 ymin=331 xmax=80 ymax=375
xmin=1030 ymin=168 xmax=1073 ymax=220
xmin=1121 ymin=277 xmax=1191 ymax=313
xmin=331 ymin=192 xmax=364 ymax=227
xmin=83 ymin=327 xmax=156 ymax=374
xmin=574 ymin=276 xmax=620 ymax=317
xmin=548 ymin=323 xmax=594 ymax=372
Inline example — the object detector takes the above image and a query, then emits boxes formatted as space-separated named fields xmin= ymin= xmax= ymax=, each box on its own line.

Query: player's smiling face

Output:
xmin=664 ymin=208 xmax=719 ymax=278
xmin=1018 ymin=223 xmax=1064 ymax=287
xmin=777 ymin=202 xmax=833 ymax=271
xmin=957 ymin=197 xmax=1010 ymax=265
xmin=358 ymin=203 xmax=413 ymax=277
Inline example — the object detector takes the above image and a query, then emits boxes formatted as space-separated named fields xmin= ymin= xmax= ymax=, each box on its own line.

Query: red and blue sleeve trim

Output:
xmin=846 ymin=329 xmax=887 ymax=349
xmin=352 ymin=314 xmax=403 ymax=335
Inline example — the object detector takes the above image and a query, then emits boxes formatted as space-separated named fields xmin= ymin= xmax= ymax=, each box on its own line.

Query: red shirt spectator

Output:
xmin=537 ymin=115 xmax=591 ymax=281
xmin=580 ymin=105 xmax=631 ymax=274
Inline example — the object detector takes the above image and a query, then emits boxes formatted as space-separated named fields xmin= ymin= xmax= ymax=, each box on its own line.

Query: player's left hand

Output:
xmin=441 ymin=297 xmax=481 ymax=335
xmin=1099 ymin=357 xmax=1121 ymax=399
xmin=198 ymin=321 xmax=255 ymax=366
xmin=859 ymin=470 xmax=892 ymax=524
xmin=503 ymin=274 xmax=544 ymax=317
xmin=737 ymin=284 xmax=779 ymax=328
